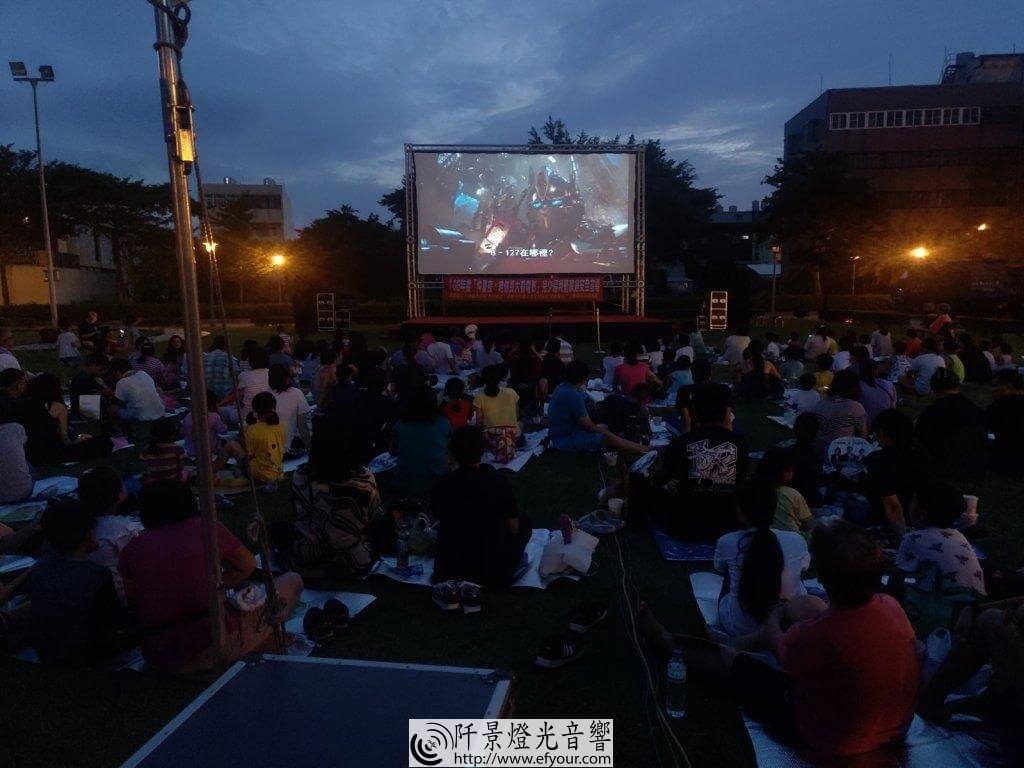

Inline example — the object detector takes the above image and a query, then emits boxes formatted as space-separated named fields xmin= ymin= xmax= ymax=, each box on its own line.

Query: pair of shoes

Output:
xmin=301 ymin=599 xmax=350 ymax=644
xmin=432 ymin=580 xmax=482 ymax=615
xmin=569 ymin=601 xmax=608 ymax=633
xmin=534 ymin=601 xmax=607 ymax=669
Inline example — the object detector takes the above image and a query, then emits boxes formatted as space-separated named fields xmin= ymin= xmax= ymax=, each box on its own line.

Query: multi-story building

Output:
xmin=202 ymin=177 xmax=293 ymax=240
xmin=783 ymin=51 xmax=1024 ymax=257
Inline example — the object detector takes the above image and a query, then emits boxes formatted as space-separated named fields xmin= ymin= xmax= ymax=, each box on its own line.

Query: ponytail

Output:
xmin=482 ymin=365 xmax=501 ymax=397
xmin=736 ymin=479 xmax=784 ymax=623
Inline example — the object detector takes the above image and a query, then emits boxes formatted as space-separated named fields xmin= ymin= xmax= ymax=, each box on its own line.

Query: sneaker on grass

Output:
xmin=432 ymin=580 xmax=460 ymax=612
xmin=569 ymin=601 xmax=608 ymax=633
xmin=535 ymin=633 xmax=584 ymax=669
xmin=458 ymin=582 xmax=482 ymax=615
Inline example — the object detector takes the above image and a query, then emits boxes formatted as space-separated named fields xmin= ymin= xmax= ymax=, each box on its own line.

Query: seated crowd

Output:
xmin=0 ymin=310 xmax=1022 ymax=763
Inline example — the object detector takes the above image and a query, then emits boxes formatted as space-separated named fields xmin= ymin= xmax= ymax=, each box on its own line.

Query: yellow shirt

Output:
xmin=814 ymin=370 xmax=834 ymax=393
xmin=774 ymin=485 xmax=812 ymax=535
xmin=245 ymin=421 xmax=284 ymax=482
xmin=473 ymin=388 xmax=520 ymax=432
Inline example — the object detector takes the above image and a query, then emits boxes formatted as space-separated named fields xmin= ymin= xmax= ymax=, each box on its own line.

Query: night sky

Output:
xmin=1 ymin=1 xmax=1019 ymax=229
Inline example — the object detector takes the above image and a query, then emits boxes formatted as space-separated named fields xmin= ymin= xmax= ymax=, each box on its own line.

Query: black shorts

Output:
xmin=728 ymin=653 xmax=799 ymax=739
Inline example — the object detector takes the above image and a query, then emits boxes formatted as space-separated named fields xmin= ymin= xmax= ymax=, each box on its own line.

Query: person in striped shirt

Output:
xmin=140 ymin=418 xmax=187 ymax=484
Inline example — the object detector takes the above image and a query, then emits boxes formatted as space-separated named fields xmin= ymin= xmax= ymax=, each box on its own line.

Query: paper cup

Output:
xmin=608 ymin=498 xmax=625 ymax=517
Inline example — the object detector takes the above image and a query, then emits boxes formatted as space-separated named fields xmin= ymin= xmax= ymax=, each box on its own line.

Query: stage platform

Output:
xmin=401 ymin=314 xmax=672 ymax=340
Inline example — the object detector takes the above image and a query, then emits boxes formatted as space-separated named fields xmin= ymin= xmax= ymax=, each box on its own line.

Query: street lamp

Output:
xmin=270 ymin=253 xmax=286 ymax=303
xmin=203 ymin=240 xmax=218 ymax=330
xmin=10 ymin=61 xmax=58 ymax=327
xmin=909 ymin=246 xmax=930 ymax=260
xmin=976 ymin=223 xmax=988 ymax=232
xmin=850 ymin=255 xmax=860 ymax=295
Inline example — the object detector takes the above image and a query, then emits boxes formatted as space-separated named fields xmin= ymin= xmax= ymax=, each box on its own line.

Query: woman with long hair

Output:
xmin=473 ymin=364 xmax=520 ymax=436
xmin=810 ymin=368 xmax=868 ymax=457
xmin=267 ymin=363 xmax=311 ymax=452
xmin=735 ymin=339 xmax=783 ymax=400
xmin=856 ymin=356 xmax=897 ymax=424
xmin=713 ymin=479 xmax=812 ymax=639
xmin=614 ymin=340 xmax=662 ymax=395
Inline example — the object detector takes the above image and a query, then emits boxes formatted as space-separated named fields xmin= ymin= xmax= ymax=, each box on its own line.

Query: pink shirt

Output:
xmin=614 ymin=362 xmax=650 ymax=395
xmin=778 ymin=594 xmax=919 ymax=757
xmin=119 ymin=518 xmax=242 ymax=669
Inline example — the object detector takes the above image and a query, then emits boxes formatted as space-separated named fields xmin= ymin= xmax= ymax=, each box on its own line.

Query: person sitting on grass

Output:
xmin=21 ymin=373 xmax=112 ymax=467
xmin=21 ymin=499 xmax=127 ymax=666
xmin=735 ymin=340 xmax=783 ymax=401
xmin=788 ymin=372 xmax=820 ymax=413
xmin=602 ymin=341 xmax=625 ymax=388
xmin=594 ymin=383 xmax=653 ymax=443
xmin=245 ymin=391 xmax=285 ymax=492
xmin=779 ymin=412 xmax=824 ymax=508
xmin=809 ymin=369 xmax=867 ymax=458
xmin=69 ymin=352 xmax=114 ymax=421
xmin=182 ymin=390 xmax=247 ymax=472
xmin=663 ymin=355 xmax=694 ymax=397
xmin=987 ymin=369 xmax=1024 ymax=476
xmin=813 ymin=353 xmax=834 ymax=393
xmin=855 ymin=355 xmax=897 ymax=425
xmin=757 ymin=446 xmax=814 ymax=536
xmin=660 ymin=383 xmax=749 ymax=542
xmin=539 ymin=337 xmax=566 ymax=397
xmin=712 ymin=478 xmax=812 ymax=640
xmin=56 ymin=318 xmax=79 ymax=367
xmin=140 ymin=418 xmax=187 ymax=485
xmin=441 ymin=376 xmax=474 ymax=431
xmin=267 ymin=363 xmax=311 ymax=455
xmin=431 ymin=426 xmax=533 ymax=595
xmin=0 ymin=420 xmax=34 ymax=506
xmin=119 ymin=480 xmax=303 ymax=674
xmin=615 ymin=341 xmax=662 ymax=395
xmin=236 ymin=346 xmax=271 ymax=422
xmin=547 ymin=361 xmax=646 ymax=454
xmin=640 ymin=519 xmax=919 ymax=759
xmin=311 ymin=348 xmax=338 ymax=413
xmin=77 ymin=466 xmax=141 ymax=604
xmin=473 ymin=364 xmax=520 ymax=437
xmin=901 ymin=336 xmax=946 ymax=395
xmin=273 ymin=422 xmax=381 ymax=579
xmin=778 ymin=346 xmax=805 ymax=382
xmin=391 ymin=384 xmax=451 ymax=497
xmin=894 ymin=480 xmax=985 ymax=598
xmin=111 ymin=358 xmax=166 ymax=424
xmin=915 ymin=367 xmax=987 ymax=479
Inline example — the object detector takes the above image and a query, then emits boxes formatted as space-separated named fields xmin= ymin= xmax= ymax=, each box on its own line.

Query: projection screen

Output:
xmin=412 ymin=148 xmax=638 ymax=275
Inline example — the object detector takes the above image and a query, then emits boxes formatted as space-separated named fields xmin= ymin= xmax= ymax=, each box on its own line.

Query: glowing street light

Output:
xmin=270 ymin=253 xmax=286 ymax=302
xmin=910 ymin=246 xmax=929 ymax=259
xmin=203 ymin=240 xmax=218 ymax=330
xmin=203 ymin=240 xmax=217 ymax=254
xmin=270 ymin=253 xmax=286 ymax=267
xmin=976 ymin=223 xmax=988 ymax=231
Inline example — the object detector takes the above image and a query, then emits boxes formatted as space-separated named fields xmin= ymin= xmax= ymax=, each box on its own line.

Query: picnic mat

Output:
xmin=648 ymin=519 xmax=716 ymax=562
xmin=0 ymin=555 xmax=36 ymax=575
xmin=367 ymin=430 xmax=548 ymax=476
xmin=767 ymin=412 xmax=798 ymax=430
xmin=0 ymin=476 xmax=78 ymax=523
xmin=744 ymin=712 xmax=999 ymax=768
xmin=367 ymin=529 xmax=581 ymax=590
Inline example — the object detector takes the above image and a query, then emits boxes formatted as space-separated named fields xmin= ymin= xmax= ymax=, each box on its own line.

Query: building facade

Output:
xmin=202 ymin=177 xmax=294 ymax=240
xmin=784 ymin=52 xmax=1024 ymax=255
xmin=1 ymin=229 xmax=117 ymax=307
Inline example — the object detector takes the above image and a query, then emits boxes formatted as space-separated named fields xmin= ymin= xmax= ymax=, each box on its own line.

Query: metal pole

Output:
xmin=770 ymin=256 xmax=778 ymax=317
xmin=31 ymin=82 xmax=59 ymax=328
xmin=151 ymin=0 xmax=226 ymax=667
xmin=851 ymin=260 xmax=857 ymax=295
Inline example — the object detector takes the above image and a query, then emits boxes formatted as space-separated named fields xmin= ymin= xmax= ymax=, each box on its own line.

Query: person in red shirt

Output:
xmin=119 ymin=480 xmax=303 ymax=673
xmin=440 ymin=377 xmax=473 ymax=430
xmin=614 ymin=341 xmax=662 ymax=396
xmin=641 ymin=519 xmax=919 ymax=759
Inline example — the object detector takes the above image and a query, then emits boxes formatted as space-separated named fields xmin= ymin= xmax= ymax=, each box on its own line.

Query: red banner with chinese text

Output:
xmin=444 ymin=276 xmax=603 ymax=303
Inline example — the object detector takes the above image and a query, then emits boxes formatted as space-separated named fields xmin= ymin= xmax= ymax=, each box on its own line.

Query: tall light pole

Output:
xmin=271 ymin=253 xmax=286 ymax=303
xmin=203 ymin=240 xmax=217 ymax=331
xmin=9 ymin=62 xmax=59 ymax=327
xmin=850 ymin=255 xmax=860 ymax=295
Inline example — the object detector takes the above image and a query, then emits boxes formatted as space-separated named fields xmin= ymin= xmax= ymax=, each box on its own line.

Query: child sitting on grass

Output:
xmin=77 ymin=466 xmax=142 ymax=604
xmin=245 ymin=391 xmax=284 ymax=492
xmin=789 ymin=372 xmax=821 ymax=413
xmin=757 ymin=446 xmax=814 ymax=537
xmin=56 ymin=319 xmax=79 ymax=367
xmin=440 ymin=377 xmax=474 ymax=430
xmin=814 ymin=353 xmax=834 ymax=393
xmin=182 ymin=390 xmax=247 ymax=472
xmin=140 ymin=418 xmax=187 ymax=484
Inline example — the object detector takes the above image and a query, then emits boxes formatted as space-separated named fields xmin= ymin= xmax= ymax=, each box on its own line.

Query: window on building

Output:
xmin=848 ymin=112 xmax=866 ymax=128
xmin=905 ymin=109 xmax=923 ymax=126
xmin=886 ymin=110 xmax=904 ymax=127
xmin=963 ymin=107 xmax=980 ymax=124
xmin=942 ymin=108 xmax=960 ymax=125
xmin=829 ymin=113 xmax=848 ymax=130
xmin=924 ymin=108 xmax=942 ymax=126
xmin=867 ymin=111 xmax=885 ymax=128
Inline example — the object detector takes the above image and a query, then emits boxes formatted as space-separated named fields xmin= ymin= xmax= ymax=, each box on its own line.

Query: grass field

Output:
xmin=2 ymin=320 xmax=1022 ymax=768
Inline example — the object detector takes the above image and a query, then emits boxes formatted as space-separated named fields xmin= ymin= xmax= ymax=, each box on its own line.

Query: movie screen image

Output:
xmin=413 ymin=150 xmax=636 ymax=275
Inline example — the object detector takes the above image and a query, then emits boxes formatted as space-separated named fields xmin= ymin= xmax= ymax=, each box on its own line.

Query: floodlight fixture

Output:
xmin=9 ymin=61 xmax=27 ymax=77
xmin=38 ymin=65 xmax=54 ymax=81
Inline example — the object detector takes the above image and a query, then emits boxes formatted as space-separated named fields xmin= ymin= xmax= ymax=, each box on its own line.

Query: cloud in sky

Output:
xmin=1 ymin=0 xmax=1019 ymax=226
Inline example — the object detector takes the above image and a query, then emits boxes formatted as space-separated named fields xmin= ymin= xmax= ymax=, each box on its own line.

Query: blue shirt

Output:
xmin=393 ymin=418 xmax=451 ymax=496
xmin=548 ymin=382 xmax=588 ymax=440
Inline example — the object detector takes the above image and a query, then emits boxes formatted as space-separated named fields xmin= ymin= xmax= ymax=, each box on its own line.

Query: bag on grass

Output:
xmin=484 ymin=426 xmax=517 ymax=464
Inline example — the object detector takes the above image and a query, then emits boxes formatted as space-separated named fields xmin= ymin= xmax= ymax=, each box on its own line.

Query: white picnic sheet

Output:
xmin=368 ymin=430 xmax=548 ymax=476
xmin=283 ymin=589 xmax=376 ymax=636
xmin=367 ymin=529 xmax=581 ymax=590
xmin=0 ymin=476 xmax=79 ymax=521
xmin=767 ymin=412 xmax=797 ymax=430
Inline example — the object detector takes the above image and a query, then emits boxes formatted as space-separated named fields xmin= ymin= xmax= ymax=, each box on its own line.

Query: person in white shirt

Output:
xmin=420 ymin=333 xmax=457 ymax=374
xmin=464 ymin=324 xmax=484 ymax=366
xmin=831 ymin=338 xmax=855 ymax=372
xmin=870 ymin=326 xmax=894 ymax=358
xmin=551 ymin=328 xmax=574 ymax=364
xmin=237 ymin=347 xmax=272 ymax=420
xmin=721 ymin=333 xmax=751 ymax=367
xmin=111 ymin=359 xmax=166 ymax=422
xmin=602 ymin=342 xmax=625 ymax=388
xmin=713 ymin=479 xmax=814 ymax=640
xmin=267 ymin=363 xmax=311 ymax=450
xmin=764 ymin=333 xmax=782 ymax=363
xmin=903 ymin=337 xmax=946 ymax=395
xmin=56 ymin=321 xmax=80 ymax=365
xmin=804 ymin=329 xmax=830 ymax=360
xmin=0 ymin=327 xmax=21 ymax=372
xmin=78 ymin=466 xmax=143 ymax=604
xmin=788 ymin=373 xmax=822 ymax=413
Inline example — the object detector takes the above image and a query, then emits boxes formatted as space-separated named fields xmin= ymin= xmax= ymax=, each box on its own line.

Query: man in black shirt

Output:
xmin=987 ymin=370 xmax=1024 ymax=475
xmin=660 ymin=383 xmax=748 ymax=541
xmin=863 ymin=409 xmax=928 ymax=533
xmin=915 ymin=369 xmax=987 ymax=479
xmin=431 ymin=426 xmax=532 ymax=587
xmin=68 ymin=353 xmax=112 ymax=420
xmin=594 ymin=383 xmax=652 ymax=441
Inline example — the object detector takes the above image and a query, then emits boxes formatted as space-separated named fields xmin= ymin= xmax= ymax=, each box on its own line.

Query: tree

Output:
xmin=0 ymin=145 xmax=39 ymax=305
xmin=762 ymin=150 xmax=881 ymax=307
xmin=209 ymin=195 xmax=258 ymax=302
xmin=378 ymin=184 xmax=406 ymax=229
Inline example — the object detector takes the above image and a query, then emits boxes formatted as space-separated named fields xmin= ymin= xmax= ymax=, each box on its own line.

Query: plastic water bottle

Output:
xmin=666 ymin=650 xmax=687 ymax=719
